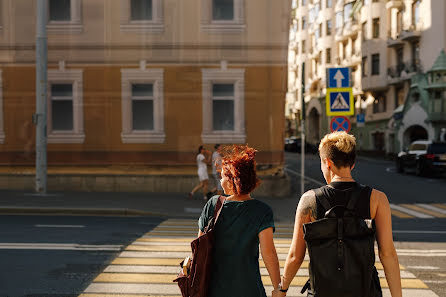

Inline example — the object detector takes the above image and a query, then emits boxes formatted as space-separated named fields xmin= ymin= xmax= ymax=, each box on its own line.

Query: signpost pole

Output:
xmin=301 ymin=63 xmax=305 ymax=196
xmin=35 ymin=0 xmax=47 ymax=193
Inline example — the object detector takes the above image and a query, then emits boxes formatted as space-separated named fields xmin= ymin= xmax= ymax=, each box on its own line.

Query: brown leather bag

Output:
xmin=173 ymin=196 xmax=225 ymax=297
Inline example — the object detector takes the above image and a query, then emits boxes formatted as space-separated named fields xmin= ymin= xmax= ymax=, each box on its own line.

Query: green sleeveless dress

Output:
xmin=198 ymin=195 xmax=275 ymax=297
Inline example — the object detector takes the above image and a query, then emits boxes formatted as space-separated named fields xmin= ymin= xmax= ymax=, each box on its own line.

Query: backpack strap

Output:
xmin=314 ymin=187 xmax=331 ymax=213
xmin=345 ymin=183 xmax=364 ymax=211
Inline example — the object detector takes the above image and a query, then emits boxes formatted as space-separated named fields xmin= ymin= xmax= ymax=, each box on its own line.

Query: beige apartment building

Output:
xmin=287 ymin=0 xmax=446 ymax=154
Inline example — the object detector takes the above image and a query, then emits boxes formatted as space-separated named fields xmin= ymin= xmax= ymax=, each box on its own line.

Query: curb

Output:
xmin=0 ymin=206 xmax=173 ymax=218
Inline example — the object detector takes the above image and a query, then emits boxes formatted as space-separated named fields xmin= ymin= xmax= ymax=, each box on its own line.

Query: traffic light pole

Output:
xmin=35 ymin=0 xmax=47 ymax=193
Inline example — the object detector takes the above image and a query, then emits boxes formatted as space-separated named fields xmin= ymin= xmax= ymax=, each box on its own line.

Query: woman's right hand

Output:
xmin=272 ymin=289 xmax=286 ymax=297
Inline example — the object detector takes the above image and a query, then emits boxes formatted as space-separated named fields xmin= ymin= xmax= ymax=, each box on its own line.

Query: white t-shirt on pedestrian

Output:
xmin=197 ymin=153 xmax=208 ymax=181
xmin=212 ymin=151 xmax=222 ymax=175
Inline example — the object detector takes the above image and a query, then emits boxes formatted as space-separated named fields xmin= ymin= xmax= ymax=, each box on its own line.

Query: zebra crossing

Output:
xmin=390 ymin=203 xmax=446 ymax=219
xmin=79 ymin=218 xmax=441 ymax=297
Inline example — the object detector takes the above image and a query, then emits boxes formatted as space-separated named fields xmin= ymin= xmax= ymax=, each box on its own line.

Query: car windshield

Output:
xmin=409 ymin=143 xmax=427 ymax=151
xmin=428 ymin=143 xmax=446 ymax=154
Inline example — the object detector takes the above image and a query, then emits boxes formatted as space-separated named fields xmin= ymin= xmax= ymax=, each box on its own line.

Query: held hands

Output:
xmin=272 ymin=289 xmax=287 ymax=297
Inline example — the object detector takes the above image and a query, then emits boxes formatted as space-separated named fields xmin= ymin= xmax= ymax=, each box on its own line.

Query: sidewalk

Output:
xmin=0 ymin=190 xmax=300 ymax=222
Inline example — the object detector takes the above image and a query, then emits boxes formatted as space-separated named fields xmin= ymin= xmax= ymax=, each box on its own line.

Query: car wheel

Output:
xmin=396 ymin=160 xmax=404 ymax=173
xmin=415 ymin=161 xmax=425 ymax=176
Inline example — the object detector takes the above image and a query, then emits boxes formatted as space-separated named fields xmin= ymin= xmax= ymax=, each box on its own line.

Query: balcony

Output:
xmin=387 ymin=35 xmax=404 ymax=48
xmin=343 ymin=20 xmax=360 ymax=38
xmin=335 ymin=26 xmax=344 ymax=41
xmin=429 ymin=100 xmax=446 ymax=123
xmin=341 ymin=53 xmax=361 ymax=67
xmin=335 ymin=0 xmax=345 ymax=12
xmin=386 ymin=1 xmax=404 ymax=10
xmin=400 ymin=27 xmax=421 ymax=42
xmin=387 ymin=62 xmax=423 ymax=84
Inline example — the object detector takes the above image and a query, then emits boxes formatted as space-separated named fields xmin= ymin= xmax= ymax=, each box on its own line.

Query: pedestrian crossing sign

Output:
xmin=326 ymin=88 xmax=354 ymax=116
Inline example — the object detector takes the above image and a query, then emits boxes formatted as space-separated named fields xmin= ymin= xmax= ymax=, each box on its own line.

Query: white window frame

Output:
xmin=120 ymin=0 xmax=164 ymax=33
xmin=202 ymin=68 xmax=245 ymax=143
xmin=47 ymin=0 xmax=83 ymax=34
xmin=0 ymin=70 xmax=4 ymax=144
xmin=47 ymin=67 xmax=85 ymax=143
xmin=121 ymin=67 xmax=165 ymax=143
xmin=201 ymin=0 xmax=245 ymax=33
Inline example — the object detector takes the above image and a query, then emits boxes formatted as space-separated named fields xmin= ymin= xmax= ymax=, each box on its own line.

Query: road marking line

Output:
xmin=80 ymin=295 xmax=180 ymax=297
xmin=103 ymin=265 xmax=415 ymax=279
xmin=144 ymin=231 xmax=295 ymax=238
xmin=407 ymin=266 xmax=440 ymax=270
xmin=402 ymin=204 xmax=446 ymax=218
xmin=393 ymin=230 xmax=446 ymax=234
xmin=433 ymin=203 xmax=446 ymax=211
xmin=390 ymin=204 xmax=434 ymax=218
xmin=84 ymin=284 xmax=439 ymax=297
xmin=111 ymin=258 xmax=395 ymax=270
xmin=157 ymin=222 xmax=295 ymax=228
xmin=147 ymin=229 xmax=294 ymax=235
xmin=417 ymin=204 xmax=446 ymax=215
xmin=0 ymin=243 xmax=121 ymax=251
xmin=91 ymin=272 xmax=425 ymax=288
xmin=34 ymin=224 xmax=85 ymax=228
xmin=183 ymin=208 xmax=202 ymax=214
xmin=284 ymin=167 xmax=325 ymax=186
xmin=390 ymin=209 xmax=414 ymax=218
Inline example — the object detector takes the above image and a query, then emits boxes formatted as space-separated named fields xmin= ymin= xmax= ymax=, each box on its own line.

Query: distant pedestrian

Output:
xmin=209 ymin=144 xmax=223 ymax=197
xmin=189 ymin=145 xmax=211 ymax=201
xmin=198 ymin=145 xmax=281 ymax=297
xmin=275 ymin=131 xmax=402 ymax=297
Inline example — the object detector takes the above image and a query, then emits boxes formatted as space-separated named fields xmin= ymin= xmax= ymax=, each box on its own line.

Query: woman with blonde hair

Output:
xmin=275 ymin=131 xmax=402 ymax=297
xmin=198 ymin=145 xmax=281 ymax=297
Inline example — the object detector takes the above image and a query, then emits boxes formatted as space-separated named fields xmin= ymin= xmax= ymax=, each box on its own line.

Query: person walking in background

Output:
xmin=189 ymin=145 xmax=211 ymax=201
xmin=276 ymin=131 xmax=402 ymax=297
xmin=198 ymin=145 xmax=281 ymax=297
xmin=208 ymin=144 xmax=223 ymax=198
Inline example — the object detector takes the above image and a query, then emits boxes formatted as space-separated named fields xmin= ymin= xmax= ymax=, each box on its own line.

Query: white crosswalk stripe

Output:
xmin=80 ymin=218 xmax=440 ymax=297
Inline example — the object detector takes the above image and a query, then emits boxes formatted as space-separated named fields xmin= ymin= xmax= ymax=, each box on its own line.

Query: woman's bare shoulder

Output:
xmin=370 ymin=188 xmax=390 ymax=218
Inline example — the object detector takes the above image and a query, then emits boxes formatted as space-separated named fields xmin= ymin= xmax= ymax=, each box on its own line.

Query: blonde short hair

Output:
xmin=319 ymin=131 xmax=356 ymax=168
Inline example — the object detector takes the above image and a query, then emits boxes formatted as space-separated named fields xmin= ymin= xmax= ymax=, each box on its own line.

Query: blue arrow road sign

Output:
xmin=327 ymin=67 xmax=350 ymax=88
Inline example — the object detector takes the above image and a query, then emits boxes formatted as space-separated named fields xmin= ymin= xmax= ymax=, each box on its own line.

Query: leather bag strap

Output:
xmin=211 ymin=196 xmax=226 ymax=227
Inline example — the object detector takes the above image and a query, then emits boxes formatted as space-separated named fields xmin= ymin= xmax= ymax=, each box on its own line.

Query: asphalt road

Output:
xmin=0 ymin=215 xmax=163 ymax=297
xmin=284 ymin=152 xmax=446 ymax=204
xmin=0 ymin=154 xmax=445 ymax=296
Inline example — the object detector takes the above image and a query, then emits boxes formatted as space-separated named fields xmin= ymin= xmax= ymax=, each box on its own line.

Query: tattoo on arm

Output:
xmin=297 ymin=191 xmax=317 ymax=221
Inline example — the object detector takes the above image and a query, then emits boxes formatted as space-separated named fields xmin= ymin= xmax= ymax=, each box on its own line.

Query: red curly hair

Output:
xmin=220 ymin=145 xmax=260 ymax=195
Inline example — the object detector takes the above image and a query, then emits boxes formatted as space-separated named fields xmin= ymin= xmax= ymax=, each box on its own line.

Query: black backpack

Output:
xmin=301 ymin=184 xmax=382 ymax=297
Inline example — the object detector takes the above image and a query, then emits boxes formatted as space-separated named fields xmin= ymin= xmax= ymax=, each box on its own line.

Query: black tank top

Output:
xmin=315 ymin=182 xmax=372 ymax=220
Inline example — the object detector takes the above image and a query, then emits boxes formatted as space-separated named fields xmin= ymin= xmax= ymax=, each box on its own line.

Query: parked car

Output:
xmin=396 ymin=140 xmax=446 ymax=176
xmin=284 ymin=137 xmax=318 ymax=153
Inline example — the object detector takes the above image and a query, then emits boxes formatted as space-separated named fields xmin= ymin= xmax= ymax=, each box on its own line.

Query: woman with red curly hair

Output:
xmin=198 ymin=145 xmax=281 ymax=297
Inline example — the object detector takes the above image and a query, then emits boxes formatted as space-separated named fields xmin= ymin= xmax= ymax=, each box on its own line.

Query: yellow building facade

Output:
xmin=0 ymin=0 xmax=292 ymax=168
